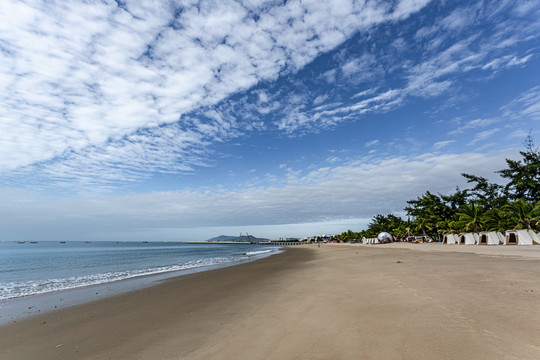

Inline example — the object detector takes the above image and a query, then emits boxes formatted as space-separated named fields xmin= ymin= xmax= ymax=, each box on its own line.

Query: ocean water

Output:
xmin=0 ymin=241 xmax=280 ymax=324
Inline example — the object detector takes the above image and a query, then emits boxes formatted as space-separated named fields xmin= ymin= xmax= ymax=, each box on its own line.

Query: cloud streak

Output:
xmin=271 ymin=1 xmax=540 ymax=135
xmin=0 ymin=0 xmax=432 ymax=184
xmin=0 ymin=149 xmax=511 ymax=241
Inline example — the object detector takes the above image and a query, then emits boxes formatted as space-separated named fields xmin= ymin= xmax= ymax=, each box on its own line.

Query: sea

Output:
xmin=0 ymin=241 xmax=280 ymax=325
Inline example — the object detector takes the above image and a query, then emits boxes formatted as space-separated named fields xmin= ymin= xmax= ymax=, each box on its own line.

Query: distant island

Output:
xmin=206 ymin=235 xmax=270 ymax=244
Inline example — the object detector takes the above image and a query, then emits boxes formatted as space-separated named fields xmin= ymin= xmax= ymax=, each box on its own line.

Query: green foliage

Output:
xmin=460 ymin=173 xmax=507 ymax=209
xmin=502 ymin=199 xmax=540 ymax=230
xmin=497 ymin=134 xmax=540 ymax=202
xmin=481 ymin=208 xmax=510 ymax=232
xmin=336 ymin=136 xmax=539 ymax=242
xmin=363 ymin=214 xmax=409 ymax=239
xmin=334 ymin=229 xmax=363 ymax=242
xmin=455 ymin=202 xmax=484 ymax=233
xmin=404 ymin=191 xmax=459 ymax=239
xmin=383 ymin=136 xmax=540 ymax=241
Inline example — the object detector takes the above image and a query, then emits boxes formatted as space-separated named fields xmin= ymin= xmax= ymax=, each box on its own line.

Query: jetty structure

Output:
xmin=259 ymin=237 xmax=302 ymax=246
xmin=187 ymin=241 xmax=253 ymax=244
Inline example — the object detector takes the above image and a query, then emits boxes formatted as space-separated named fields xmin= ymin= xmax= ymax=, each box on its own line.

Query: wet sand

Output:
xmin=1 ymin=243 xmax=540 ymax=359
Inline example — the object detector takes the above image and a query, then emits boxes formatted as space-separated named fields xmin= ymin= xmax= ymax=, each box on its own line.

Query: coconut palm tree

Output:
xmin=481 ymin=207 xmax=510 ymax=232
xmin=502 ymin=199 xmax=540 ymax=230
xmin=534 ymin=201 xmax=540 ymax=230
xmin=456 ymin=202 xmax=484 ymax=233
xmin=414 ymin=215 xmax=434 ymax=237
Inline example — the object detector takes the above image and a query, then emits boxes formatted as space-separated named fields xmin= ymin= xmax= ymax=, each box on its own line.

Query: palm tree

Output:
xmin=456 ymin=202 xmax=484 ymax=233
xmin=481 ymin=207 xmax=510 ymax=232
xmin=502 ymin=199 xmax=540 ymax=230
xmin=405 ymin=226 xmax=412 ymax=239
xmin=534 ymin=201 xmax=540 ymax=230
xmin=414 ymin=215 xmax=434 ymax=237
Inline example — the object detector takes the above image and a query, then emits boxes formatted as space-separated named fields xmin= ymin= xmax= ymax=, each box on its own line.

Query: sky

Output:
xmin=0 ymin=0 xmax=539 ymax=241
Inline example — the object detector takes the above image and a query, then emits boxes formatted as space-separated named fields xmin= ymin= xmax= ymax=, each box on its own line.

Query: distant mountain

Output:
xmin=207 ymin=235 xmax=237 ymax=242
xmin=207 ymin=235 xmax=270 ymax=243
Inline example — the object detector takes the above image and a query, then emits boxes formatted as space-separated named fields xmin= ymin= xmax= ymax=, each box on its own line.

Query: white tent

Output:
xmin=363 ymin=238 xmax=379 ymax=244
xmin=442 ymin=234 xmax=458 ymax=245
xmin=504 ymin=230 xmax=540 ymax=245
xmin=529 ymin=230 xmax=540 ymax=244
xmin=477 ymin=231 xmax=504 ymax=245
xmin=458 ymin=233 xmax=478 ymax=245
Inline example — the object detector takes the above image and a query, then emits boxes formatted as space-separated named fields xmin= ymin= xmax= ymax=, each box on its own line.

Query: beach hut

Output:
xmin=504 ymin=230 xmax=540 ymax=245
xmin=458 ymin=233 xmax=478 ymax=245
xmin=531 ymin=230 xmax=540 ymax=244
xmin=442 ymin=234 xmax=458 ymax=245
xmin=477 ymin=231 xmax=504 ymax=245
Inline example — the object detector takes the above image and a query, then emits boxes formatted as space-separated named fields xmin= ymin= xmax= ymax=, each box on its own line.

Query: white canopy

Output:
xmin=504 ymin=230 xmax=540 ymax=245
xmin=443 ymin=234 xmax=458 ymax=245
xmin=458 ymin=233 xmax=478 ymax=245
xmin=478 ymin=231 xmax=504 ymax=245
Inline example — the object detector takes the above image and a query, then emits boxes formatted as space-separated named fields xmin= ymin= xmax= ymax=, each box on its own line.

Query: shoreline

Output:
xmin=0 ymin=247 xmax=282 ymax=326
xmin=2 ymin=244 xmax=540 ymax=359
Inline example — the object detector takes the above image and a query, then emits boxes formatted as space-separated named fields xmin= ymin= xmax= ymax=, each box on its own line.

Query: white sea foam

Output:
xmin=244 ymin=249 xmax=275 ymax=256
xmin=0 ymin=256 xmax=237 ymax=301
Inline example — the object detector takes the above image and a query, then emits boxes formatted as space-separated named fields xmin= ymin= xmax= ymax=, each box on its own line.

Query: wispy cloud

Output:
xmin=449 ymin=118 xmax=498 ymax=135
xmin=365 ymin=140 xmax=380 ymax=147
xmin=0 ymin=0 xmax=434 ymax=186
xmin=0 ymin=149 xmax=511 ymax=241
xmin=501 ymin=86 xmax=540 ymax=122
xmin=433 ymin=140 xmax=455 ymax=150
xmin=470 ymin=128 xmax=500 ymax=144
xmin=271 ymin=1 xmax=539 ymax=136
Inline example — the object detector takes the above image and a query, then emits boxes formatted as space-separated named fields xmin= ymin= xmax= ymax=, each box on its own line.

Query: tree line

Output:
xmin=334 ymin=135 xmax=540 ymax=242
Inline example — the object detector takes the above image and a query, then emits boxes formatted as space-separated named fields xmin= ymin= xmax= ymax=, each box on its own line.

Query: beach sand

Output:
xmin=1 ymin=243 xmax=540 ymax=359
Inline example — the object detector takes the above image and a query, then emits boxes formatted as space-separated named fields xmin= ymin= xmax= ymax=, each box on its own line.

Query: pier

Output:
xmin=187 ymin=241 xmax=253 ymax=244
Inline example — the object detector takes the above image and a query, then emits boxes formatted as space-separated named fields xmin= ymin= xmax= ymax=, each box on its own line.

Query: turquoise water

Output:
xmin=0 ymin=241 xmax=279 ymax=324
xmin=0 ymin=241 xmax=277 ymax=300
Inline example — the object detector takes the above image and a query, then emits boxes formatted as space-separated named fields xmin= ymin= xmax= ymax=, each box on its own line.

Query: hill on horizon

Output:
xmin=207 ymin=234 xmax=270 ymax=243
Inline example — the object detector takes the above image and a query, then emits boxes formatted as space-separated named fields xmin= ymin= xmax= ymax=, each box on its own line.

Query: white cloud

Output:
xmin=482 ymin=54 xmax=533 ymax=71
xmin=501 ymin=86 xmax=540 ymax=121
xmin=326 ymin=156 xmax=340 ymax=163
xmin=449 ymin=118 xmax=498 ymax=135
xmin=441 ymin=6 xmax=474 ymax=30
xmin=470 ymin=128 xmax=500 ymax=144
xmin=0 ymin=0 xmax=434 ymax=183
xmin=341 ymin=54 xmax=382 ymax=82
xmin=433 ymin=140 xmax=455 ymax=150
xmin=507 ymin=129 xmax=531 ymax=139
xmin=365 ymin=139 xmax=380 ymax=147
xmin=0 ymin=149 xmax=512 ymax=241
xmin=271 ymin=1 xmax=540 ymax=137
xmin=352 ymin=87 xmax=379 ymax=99
xmin=312 ymin=95 xmax=328 ymax=105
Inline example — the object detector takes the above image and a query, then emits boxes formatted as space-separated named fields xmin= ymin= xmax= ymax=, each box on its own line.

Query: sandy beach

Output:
xmin=2 ymin=243 xmax=540 ymax=359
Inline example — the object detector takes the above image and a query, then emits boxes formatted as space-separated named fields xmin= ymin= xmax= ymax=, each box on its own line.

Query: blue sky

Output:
xmin=0 ymin=0 xmax=539 ymax=241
